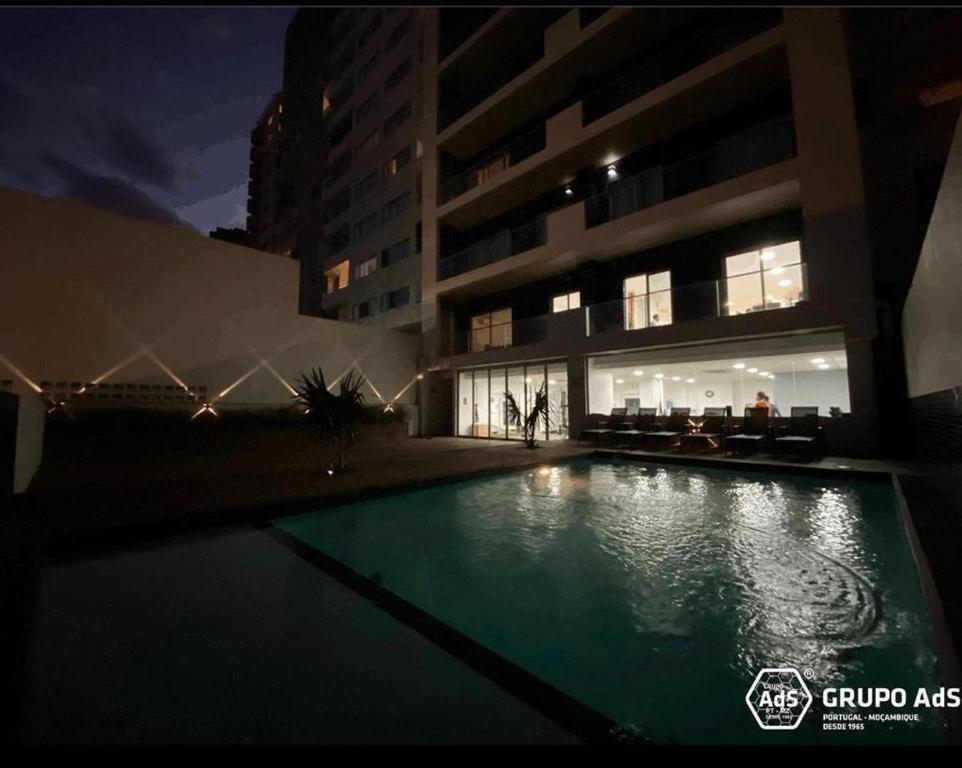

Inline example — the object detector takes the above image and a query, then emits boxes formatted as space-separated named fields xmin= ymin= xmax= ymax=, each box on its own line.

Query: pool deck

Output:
xmin=1 ymin=434 xmax=946 ymax=745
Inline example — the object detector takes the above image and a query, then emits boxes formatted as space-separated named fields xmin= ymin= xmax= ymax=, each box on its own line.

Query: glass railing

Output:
xmin=439 ymin=123 xmax=547 ymax=204
xmin=585 ymin=115 xmax=795 ymax=228
xmin=438 ymin=41 xmax=545 ymax=131
xmin=444 ymin=265 xmax=808 ymax=354
xmin=582 ymin=10 xmax=782 ymax=125
xmin=586 ymin=264 xmax=808 ymax=336
xmin=438 ymin=216 xmax=547 ymax=281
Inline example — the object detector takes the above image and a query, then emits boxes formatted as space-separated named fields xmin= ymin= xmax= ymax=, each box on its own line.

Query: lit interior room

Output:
xmin=587 ymin=342 xmax=851 ymax=418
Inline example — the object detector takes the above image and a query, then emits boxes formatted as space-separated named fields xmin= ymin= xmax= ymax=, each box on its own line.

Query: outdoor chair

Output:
xmin=773 ymin=406 xmax=823 ymax=460
xmin=580 ymin=407 xmax=627 ymax=444
xmin=724 ymin=407 xmax=771 ymax=455
xmin=643 ymin=407 xmax=692 ymax=450
xmin=612 ymin=408 xmax=658 ymax=448
xmin=680 ymin=407 xmax=729 ymax=453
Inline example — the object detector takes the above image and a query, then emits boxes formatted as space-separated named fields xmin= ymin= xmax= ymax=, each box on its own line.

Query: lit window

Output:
xmin=323 ymin=260 xmax=350 ymax=294
xmin=623 ymin=271 xmax=672 ymax=330
xmin=552 ymin=291 xmax=581 ymax=313
xmin=722 ymin=240 xmax=805 ymax=316
xmin=352 ymin=256 xmax=378 ymax=280
xmin=471 ymin=308 xmax=512 ymax=352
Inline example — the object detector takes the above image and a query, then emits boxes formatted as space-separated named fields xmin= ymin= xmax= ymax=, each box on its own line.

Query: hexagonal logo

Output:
xmin=745 ymin=667 xmax=813 ymax=730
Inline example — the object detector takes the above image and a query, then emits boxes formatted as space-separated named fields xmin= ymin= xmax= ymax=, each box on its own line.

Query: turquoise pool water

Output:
xmin=274 ymin=459 xmax=945 ymax=744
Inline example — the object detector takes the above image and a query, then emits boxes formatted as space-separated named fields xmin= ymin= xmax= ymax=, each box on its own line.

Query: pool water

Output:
xmin=274 ymin=459 xmax=945 ymax=744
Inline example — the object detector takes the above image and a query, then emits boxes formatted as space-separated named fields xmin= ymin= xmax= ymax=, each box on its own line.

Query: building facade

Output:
xmin=288 ymin=7 xmax=425 ymax=333
xmin=246 ymin=92 xmax=288 ymax=254
xmin=415 ymin=7 xmax=944 ymax=455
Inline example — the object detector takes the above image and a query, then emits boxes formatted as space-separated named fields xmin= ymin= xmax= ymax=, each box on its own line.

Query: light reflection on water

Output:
xmin=276 ymin=459 xmax=943 ymax=744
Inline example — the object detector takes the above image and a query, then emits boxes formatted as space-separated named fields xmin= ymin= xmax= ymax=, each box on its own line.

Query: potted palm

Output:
xmin=505 ymin=382 xmax=550 ymax=448
xmin=293 ymin=367 xmax=366 ymax=472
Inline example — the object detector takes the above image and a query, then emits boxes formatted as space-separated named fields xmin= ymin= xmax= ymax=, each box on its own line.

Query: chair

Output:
xmin=612 ymin=408 xmax=658 ymax=447
xmin=580 ymin=407 xmax=628 ymax=443
xmin=643 ymin=407 xmax=692 ymax=450
xmin=773 ymin=406 xmax=822 ymax=460
xmin=680 ymin=407 xmax=729 ymax=453
xmin=724 ymin=407 xmax=771 ymax=455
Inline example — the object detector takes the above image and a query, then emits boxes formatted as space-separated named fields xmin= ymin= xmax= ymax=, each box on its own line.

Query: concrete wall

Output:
xmin=903 ymin=108 xmax=962 ymax=399
xmin=0 ymin=188 xmax=420 ymax=415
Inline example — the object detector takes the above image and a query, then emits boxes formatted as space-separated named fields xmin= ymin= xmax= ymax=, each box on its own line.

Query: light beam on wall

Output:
xmin=0 ymin=352 xmax=43 ymax=393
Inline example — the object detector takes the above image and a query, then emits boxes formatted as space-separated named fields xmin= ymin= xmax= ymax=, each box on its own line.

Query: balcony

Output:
xmin=438 ymin=216 xmax=547 ymax=282
xmin=582 ymin=10 xmax=781 ymax=125
xmin=444 ymin=265 xmax=808 ymax=357
xmin=439 ymin=124 xmax=547 ymax=205
xmin=585 ymin=115 xmax=795 ymax=228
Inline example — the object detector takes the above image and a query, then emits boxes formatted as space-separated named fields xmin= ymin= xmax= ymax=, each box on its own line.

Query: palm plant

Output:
xmin=293 ymin=367 xmax=366 ymax=472
xmin=505 ymin=382 xmax=549 ymax=449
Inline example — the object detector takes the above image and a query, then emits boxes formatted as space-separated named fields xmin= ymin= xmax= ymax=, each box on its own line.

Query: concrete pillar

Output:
xmin=566 ymin=355 xmax=587 ymax=439
xmin=785 ymin=8 xmax=880 ymax=453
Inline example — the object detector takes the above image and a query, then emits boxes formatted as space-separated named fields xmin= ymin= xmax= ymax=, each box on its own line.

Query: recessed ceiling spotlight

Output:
xmin=759 ymin=371 xmax=769 ymax=376
xmin=564 ymin=185 xmax=574 ymax=196
xmin=615 ymin=378 xmax=625 ymax=384
xmin=686 ymin=378 xmax=695 ymax=384
xmin=817 ymin=363 xmax=831 ymax=370
xmin=811 ymin=358 xmax=825 ymax=364
xmin=733 ymin=363 xmax=746 ymax=369
xmin=761 ymin=249 xmax=776 ymax=261
xmin=748 ymin=367 xmax=758 ymax=373
xmin=632 ymin=369 xmax=644 ymax=376
xmin=654 ymin=373 xmax=664 ymax=379
xmin=778 ymin=279 xmax=792 ymax=287
xmin=606 ymin=163 xmax=618 ymax=179
xmin=671 ymin=376 xmax=681 ymax=381
xmin=769 ymin=374 xmax=775 ymax=379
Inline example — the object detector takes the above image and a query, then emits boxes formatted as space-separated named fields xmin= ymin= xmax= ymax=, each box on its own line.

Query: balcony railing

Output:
xmin=445 ymin=264 xmax=808 ymax=355
xmin=438 ymin=216 xmax=547 ymax=281
xmin=439 ymin=123 xmax=547 ymax=204
xmin=582 ymin=10 xmax=782 ymax=125
xmin=585 ymin=115 xmax=795 ymax=228
xmin=438 ymin=41 xmax=545 ymax=131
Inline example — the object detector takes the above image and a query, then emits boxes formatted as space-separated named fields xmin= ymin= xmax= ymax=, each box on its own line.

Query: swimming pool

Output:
xmin=274 ymin=458 xmax=946 ymax=744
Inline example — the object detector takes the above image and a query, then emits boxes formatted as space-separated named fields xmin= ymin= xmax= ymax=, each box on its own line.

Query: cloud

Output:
xmin=81 ymin=112 xmax=183 ymax=192
xmin=42 ymin=152 xmax=195 ymax=229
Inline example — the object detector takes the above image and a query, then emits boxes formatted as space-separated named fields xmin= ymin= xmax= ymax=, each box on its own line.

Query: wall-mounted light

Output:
xmin=606 ymin=164 xmax=618 ymax=179
xmin=564 ymin=184 xmax=574 ymax=197
xmin=416 ymin=372 xmax=424 ymax=380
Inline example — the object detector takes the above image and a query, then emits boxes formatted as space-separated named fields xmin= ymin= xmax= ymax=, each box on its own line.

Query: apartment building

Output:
xmin=246 ymin=92 xmax=287 ymax=254
xmin=415 ymin=7 xmax=952 ymax=454
xmin=288 ymin=7 xmax=425 ymax=333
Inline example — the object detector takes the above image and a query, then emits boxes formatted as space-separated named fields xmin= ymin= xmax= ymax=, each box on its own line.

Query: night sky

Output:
xmin=0 ymin=6 xmax=296 ymax=234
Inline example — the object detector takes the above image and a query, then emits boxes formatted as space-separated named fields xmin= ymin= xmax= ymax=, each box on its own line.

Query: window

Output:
xmin=623 ymin=271 xmax=672 ymax=330
xmin=323 ymin=260 xmax=350 ymax=294
xmin=470 ymin=308 xmax=512 ymax=352
xmin=385 ymin=14 xmax=412 ymax=53
xmin=353 ymin=298 xmax=377 ymax=320
xmin=355 ymin=91 xmax=379 ymax=123
xmin=383 ymin=145 xmax=412 ymax=178
xmin=381 ymin=285 xmax=411 ymax=311
xmin=384 ymin=101 xmax=411 ymax=136
xmin=324 ymin=187 xmax=350 ymax=220
xmin=722 ymin=240 xmax=805 ymax=316
xmin=330 ymin=114 xmax=353 ymax=147
xmin=358 ymin=53 xmax=378 ymax=83
xmin=321 ymin=88 xmax=332 ymax=116
xmin=382 ymin=190 xmax=411 ymax=222
xmin=552 ymin=291 xmax=581 ymax=313
xmin=328 ymin=223 xmax=350 ymax=254
xmin=381 ymin=238 xmax=410 ymax=267
xmin=353 ymin=172 xmax=378 ymax=201
xmin=356 ymin=129 xmax=381 ymax=157
xmin=353 ymin=213 xmax=377 ymax=241
xmin=385 ymin=56 xmax=412 ymax=93
xmin=352 ymin=256 xmax=378 ymax=280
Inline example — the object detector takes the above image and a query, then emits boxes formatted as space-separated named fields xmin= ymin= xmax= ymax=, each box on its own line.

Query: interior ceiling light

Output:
xmin=671 ymin=376 xmax=681 ymax=381
xmin=615 ymin=378 xmax=625 ymax=384
xmin=759 ymin=371 xmax=769 ymax=376
xmin=761 ymin=249 xmax=776 ymax=261
xmin=686 ymin=378 xmax=695 ymax=384
xmin=811 ymin=358 xmax=825 ymax=364
xmin=771 ymin=266 xmax=785 ymax=275
xmin=778 ymin=279 xmax=792 ymax=287
xmin=654 ymin=373 xmax=664 ymax=379
xmin=733 ymin=363 xmax=746 ymax=369
xmin=818 ymin=363 xmax=831 ymax=369
xmin=748 ymin=367 xmax=758 ymax=373
xmin=632 ymin=369 xmax=643 ymax=376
